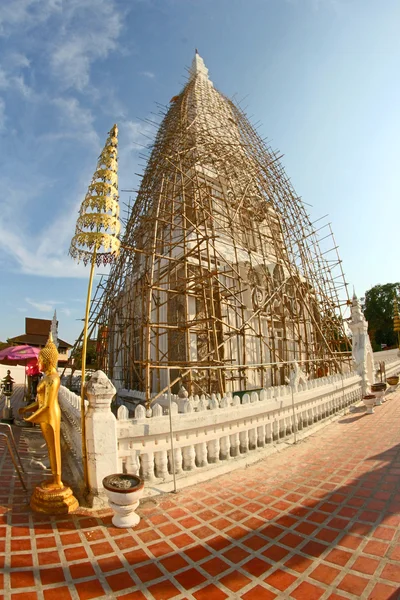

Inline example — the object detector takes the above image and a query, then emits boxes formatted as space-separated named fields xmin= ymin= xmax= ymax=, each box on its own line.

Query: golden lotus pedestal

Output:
xmin=30 ymin=483 xmax=79 ymax=515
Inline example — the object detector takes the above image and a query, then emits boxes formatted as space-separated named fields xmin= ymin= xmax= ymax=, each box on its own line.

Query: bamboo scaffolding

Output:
xmin=70 ymin=54 xmax=351 ymax=403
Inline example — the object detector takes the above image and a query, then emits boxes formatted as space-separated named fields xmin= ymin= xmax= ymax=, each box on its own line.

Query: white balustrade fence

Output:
xmin=58 ymin=386 xmax=86 ymax=477
xmin=116 ymin=372 xmax=363 ymax=484
xmin=57 ymin=357 xmax=400 ymax=505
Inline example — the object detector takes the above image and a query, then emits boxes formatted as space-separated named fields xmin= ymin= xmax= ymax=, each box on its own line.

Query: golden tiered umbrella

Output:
xmin=394 ymin=296 xmax=400 ymax=349
xmin=69 ymin=124 xmax=120 ymax=488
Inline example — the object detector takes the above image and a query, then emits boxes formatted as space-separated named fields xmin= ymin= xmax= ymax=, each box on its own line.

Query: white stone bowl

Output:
xmin=102 ymin=474 xmax=144 ymax=528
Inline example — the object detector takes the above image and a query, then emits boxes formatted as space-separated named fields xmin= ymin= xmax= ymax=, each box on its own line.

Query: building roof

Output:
xmin=8 ymin=317 xmax=72 ymax=349
xmin=26 ymin=318 xmax=55 ymax=336
xmin=8 ymin=333 xmax=72 ymax=349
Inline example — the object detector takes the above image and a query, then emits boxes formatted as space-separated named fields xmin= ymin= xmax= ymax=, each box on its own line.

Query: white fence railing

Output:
xmin=116 ymin=372 xmax=363 ymax=482
xmin=58 ymin=358 xmax=400 ymax=504
xmin=58 ymin=386 xmax=86 ymax=476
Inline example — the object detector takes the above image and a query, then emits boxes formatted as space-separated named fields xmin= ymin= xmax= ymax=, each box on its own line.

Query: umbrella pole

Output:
xmin=80 ymin=250 xmax=97 ymax=492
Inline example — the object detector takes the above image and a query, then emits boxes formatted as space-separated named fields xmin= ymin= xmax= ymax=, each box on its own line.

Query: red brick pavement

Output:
xmin=1 ymin=393 xmax=400 ymax=599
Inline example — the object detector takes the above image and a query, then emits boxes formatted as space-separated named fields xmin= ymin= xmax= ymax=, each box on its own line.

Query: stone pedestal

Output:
xmin=30 ymin=483 xmax=79 ymax=515
xmin=85 ymin=371 xmax=118 ymax=507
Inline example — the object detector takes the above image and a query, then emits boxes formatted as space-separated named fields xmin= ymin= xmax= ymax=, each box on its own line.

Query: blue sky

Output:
xmin=0 ymin=0 xmax=399 ymax=345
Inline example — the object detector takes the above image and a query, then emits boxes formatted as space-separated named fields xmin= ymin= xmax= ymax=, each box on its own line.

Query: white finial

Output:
xmin=51 ymin=310 xmax=59 ymax=349
xmin=189 ymin=51 xmax=213 ymax=86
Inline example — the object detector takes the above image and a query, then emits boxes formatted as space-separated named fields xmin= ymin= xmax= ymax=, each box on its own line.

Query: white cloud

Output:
xmin=25 ymin=297 xmax=63 ymax=312
xmin=50 ymin=96 xmax=99 ymax=147
xmin=0 ymin=1 xmax=124 ymax=91
xmin=141 ymin=71 xmax=155 ymax=79
xmin=8 ymin=52 xmax=30 ymax=69
xmin=50 ymin=0 xmax=123 ymax=90
xmin=0 ymin=62 xmax=37 ymax=101
xmin=0 ymin=68 xmax=8 ymax=89
xmin=0 ymin=98 xmax=5 ymax=131
xmin=122 ymin=119 xmax=155 ymax=152
xmin=0 ymin=0 xmax=61 ymax=35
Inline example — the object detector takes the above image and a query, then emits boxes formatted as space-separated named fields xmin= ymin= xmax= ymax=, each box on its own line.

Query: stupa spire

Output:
xmin=189 ymin=50 xmax=212 ymax=85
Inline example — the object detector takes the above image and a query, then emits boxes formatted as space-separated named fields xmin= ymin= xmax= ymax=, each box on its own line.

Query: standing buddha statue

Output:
xmin=20 ymin=332 xmax=78 ymax=513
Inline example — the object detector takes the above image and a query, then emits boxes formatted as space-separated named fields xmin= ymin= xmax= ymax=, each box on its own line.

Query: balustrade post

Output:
xmin=207 ymin=438 xmax=220 ymax=463
xmin=85 ymin=371 xmax=118 ymax=507
xmin=182 ymin=445 xmax=196 ymax=470
xmin=248 ymin=428 xmax=257 ymax=450
xmin=195 ymin=442 xmax=208 ymax=467
xmin=239 ymin=430 xmax=248 ymax=453
xmin=230 ymin=432 xmax=240 ymax=457
xmin=167 ymin=447 xmax=183 ymax=474
xmin=220 ymin=436 xmax=230 ymax=460
xmin=257 ymin=425 xmax=265 ymax=447
xmin=154 ymin=450 xmax=169 ymax=479
xmin=141 ymin=452 xmax=156 ymax=481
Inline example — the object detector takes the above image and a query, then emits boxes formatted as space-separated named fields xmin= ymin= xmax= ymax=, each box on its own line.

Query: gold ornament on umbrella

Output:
xmin=69 ymin=124 xmax=120 ymax=266
xmin=69 ymin=124 xmax=120 ymax=490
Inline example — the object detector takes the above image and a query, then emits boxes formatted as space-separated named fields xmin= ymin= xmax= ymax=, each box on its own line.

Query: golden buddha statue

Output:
xmin=19 ymin=333 xmax=78 ymax=513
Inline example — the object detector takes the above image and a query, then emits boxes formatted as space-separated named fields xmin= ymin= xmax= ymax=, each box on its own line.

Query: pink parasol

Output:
xmin=0 ymin=345 xmax=40 ymax=365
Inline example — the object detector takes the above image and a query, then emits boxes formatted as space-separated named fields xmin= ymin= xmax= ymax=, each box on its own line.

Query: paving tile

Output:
xmin=147 ymin=579 xmax=182 ymax=600
xmin=200 ymin=557 xmax=230 ymax=576
xmin=174 ymin=567 xmax=207 ymax=589
xmin=205 ymin=535 xmax=231 ymax=552
xmin=11 ymin=553 xmax=34 ymax=568
xmin=160 ymin=553 xmax=189 ymax=572
xmin=261 ymin=544 xmax=290 ymax=562
xmin=310 ymin=563 xmax=340 ymax=585
xmin=351 ymin=555 xmax=380 ymax=575
xmin=38 ymin=550 xmax=61 ymax=565
xmin=69 ymin=562 xmax=96 ymax=580
xmin=36 ymin=537 xmax=57 ymax=549
xmin=10 ymin=571 xmax=36 ymax=588
xmin=64 ymin=546 xmax=87 ymax=561
xmin=367 ymin=582 xmax=400 ymax=599
xmin=97 ymin=555 xmax=124 ymax=572
xmin=170 ymin=532 xmax=195 ymax=548
xmin=124 ymin=548 xmax=150 ymax=564
xmin=337 ymin=534 xmax=363 ymax=550
xmin=183 ymin=545 xmax=212 ymax=562
xmin=337 ymin=573 xmax=369 ymax=596
xmin=241 ymin=556 xmax=271 ymax=577
xmin=192 ymin=583 xmax=229 ymax=599
xmin=373 ymin=526 xmax=396 ymax=541
xmin=242 ymin=534 xmax=268 ymax=551
xmin=264 ymin=569 xmax=297 ymax=592
xmin=43 ymin=587 xmax=72 ymax=600
xmin=135 ymin=562 xmax=165 ymax=584
xmin=117 ymin=592 xmax=147 ymax=600
xmin=301 ymin=540 xmax=328 ymax=558
xmin=219 ymin=570 xmax=252 ymax=593
xmin=280 ymin=532 xmax=305 ymax=548
xmin=74 ymin=579 xmax=107 ymax=600
xmin=284 ymin=555 xmax=314 ymax=573
xmin=241 ymin=585 xmax=277 ymax=599
xmin=380 ymin=563 xmax=400 ymax=583
xmin=106 ymin=572 xmax=136 ymax=592
xmin=325 ymin=548 xmax=353 ymax=567
xmin=290 ymin=581 xmax=325 ymax=600
xmin=11 ymin=538 xmax=31 ymax=551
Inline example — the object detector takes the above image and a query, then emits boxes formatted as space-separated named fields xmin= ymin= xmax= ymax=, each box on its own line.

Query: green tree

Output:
xmin=363 ymin=283 xmax=400 ymax=351
xmin=72 ymin=341 xmax=98 ymax=370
